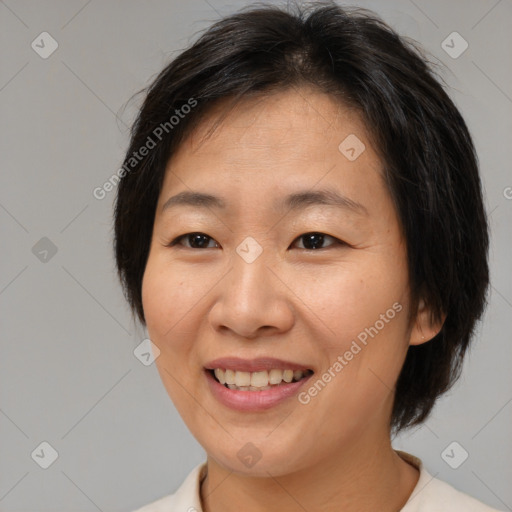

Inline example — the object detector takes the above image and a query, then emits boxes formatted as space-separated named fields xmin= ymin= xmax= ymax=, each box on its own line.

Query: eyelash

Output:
xmin=166 ymin=232 xmax=346 ymax=251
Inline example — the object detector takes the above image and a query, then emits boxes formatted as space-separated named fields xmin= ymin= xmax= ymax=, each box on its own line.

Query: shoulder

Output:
xmin=398 ymin=451 xmax=503 ymax=512
xmin=132 ymin=462 xmax=207 ymax=512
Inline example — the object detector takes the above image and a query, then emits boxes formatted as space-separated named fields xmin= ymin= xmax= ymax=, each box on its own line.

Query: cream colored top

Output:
xmin=133 ymin=451 xmax=502 ymax=511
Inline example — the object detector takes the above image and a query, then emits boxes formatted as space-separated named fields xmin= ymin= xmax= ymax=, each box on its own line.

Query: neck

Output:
xmin=200 ymin=426 xmax=419 ymax=512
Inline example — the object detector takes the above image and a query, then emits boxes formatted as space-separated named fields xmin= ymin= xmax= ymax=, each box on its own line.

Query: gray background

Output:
xmin=0 ymin=0 xmax=511 ymax=510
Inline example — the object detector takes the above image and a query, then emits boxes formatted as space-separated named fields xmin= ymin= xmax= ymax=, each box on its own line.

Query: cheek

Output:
xmin=304 ymin=258 xmax=410 ymax=411
xmin=293 ymin=255 xmax=411 ymax=419
xmin=141 ymin=257 xmax=207 ymax=412
xmin=142 ymin=257 xmax=203 ymax=339
xmin=141 ymin=261 xmax=205 ymax=383
xmin=292 ymin=258 xmax=407 ymax=350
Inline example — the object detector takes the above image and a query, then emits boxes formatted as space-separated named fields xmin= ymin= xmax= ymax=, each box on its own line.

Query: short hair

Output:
xmin=113 ymin=1 xmax=489 ymax=432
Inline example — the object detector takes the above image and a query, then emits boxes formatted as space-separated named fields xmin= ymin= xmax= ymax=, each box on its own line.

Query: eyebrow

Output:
xmin=161 ymin=188 xmax=368 ymax=216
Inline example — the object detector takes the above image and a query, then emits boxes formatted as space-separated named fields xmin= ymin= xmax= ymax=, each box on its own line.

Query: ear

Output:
xmin=409 ymin=297 xmax=446 ymax=346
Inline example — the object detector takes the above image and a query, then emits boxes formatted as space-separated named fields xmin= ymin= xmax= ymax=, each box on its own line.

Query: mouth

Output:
xmin=208 ymin=368 xmax=314 ymax=391
xmin=204 ymin=358 xmax=315 ymax=411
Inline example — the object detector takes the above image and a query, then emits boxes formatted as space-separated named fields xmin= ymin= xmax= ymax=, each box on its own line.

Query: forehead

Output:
xmin=183 ymin=88 xmax=369 ymax=157
xmin=158 ymin=88 xmax=385 ymax=212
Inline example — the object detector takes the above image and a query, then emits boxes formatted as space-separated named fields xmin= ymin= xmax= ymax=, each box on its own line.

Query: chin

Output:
xmin=204 ymin=437 xmax=313 ymax=478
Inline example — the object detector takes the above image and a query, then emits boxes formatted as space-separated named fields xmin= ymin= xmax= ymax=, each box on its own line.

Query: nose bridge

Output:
xmin=229 ymin=239 xmax=273 ymax=310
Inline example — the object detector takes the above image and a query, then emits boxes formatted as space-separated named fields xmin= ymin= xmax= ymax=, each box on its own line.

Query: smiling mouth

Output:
xmin=209 ymin=368 xmax=314 ymax=391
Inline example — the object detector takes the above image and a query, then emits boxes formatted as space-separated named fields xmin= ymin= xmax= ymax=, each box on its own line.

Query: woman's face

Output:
xmin=142 ymin=88 xmax=424 ymax=476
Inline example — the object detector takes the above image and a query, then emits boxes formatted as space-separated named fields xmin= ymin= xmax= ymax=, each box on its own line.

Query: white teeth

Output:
xmin=251 ymin=371 xmax=269 ymax=387
xmin=214 ymin=368 xmax=226 ymax=384
xmin=225 ymin=369 xmax=236 ymax=385
xmin=212 ymin=368 xmax=311 ymax=390
xmin=235 ymin=371 xmax=251 ymax=387
xmin=269 ymin=369 xmax=283 ymax=385
xmin=283 ymin=369 xmax=294 ymax=383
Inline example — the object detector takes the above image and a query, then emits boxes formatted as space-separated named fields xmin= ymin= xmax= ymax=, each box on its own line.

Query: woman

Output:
xmin=114 ymin=2 xmax=500 ymax=510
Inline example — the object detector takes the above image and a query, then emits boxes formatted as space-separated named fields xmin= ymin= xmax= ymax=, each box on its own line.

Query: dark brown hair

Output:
xmin=113 ymin=1 xmax=489 ymax=432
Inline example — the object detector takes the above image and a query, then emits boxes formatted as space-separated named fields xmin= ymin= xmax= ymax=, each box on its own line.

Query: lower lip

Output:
xmin=205 ymin=370 xmax=313 ymax=411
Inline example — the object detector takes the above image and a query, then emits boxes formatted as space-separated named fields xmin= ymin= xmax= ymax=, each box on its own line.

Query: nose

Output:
xmin=208 ymin=254 xmax=295 ymax=340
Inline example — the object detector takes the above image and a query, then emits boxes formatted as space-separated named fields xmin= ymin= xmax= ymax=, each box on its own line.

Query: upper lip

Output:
xmin=204 ymin=357 xmax=313 ymax=373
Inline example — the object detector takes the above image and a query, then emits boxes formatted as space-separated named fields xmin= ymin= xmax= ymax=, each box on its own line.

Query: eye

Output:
xmin=167 ymin=231 xmax=345 ymax=251
xmin=168 ymin=232 xmax=219 ymax=249
xmin=291 ymin=232 xmax=343 ymax=250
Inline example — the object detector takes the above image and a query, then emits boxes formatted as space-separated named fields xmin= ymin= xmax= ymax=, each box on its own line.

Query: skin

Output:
xmin=141 ymin=87 xmax=443 ymax=511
